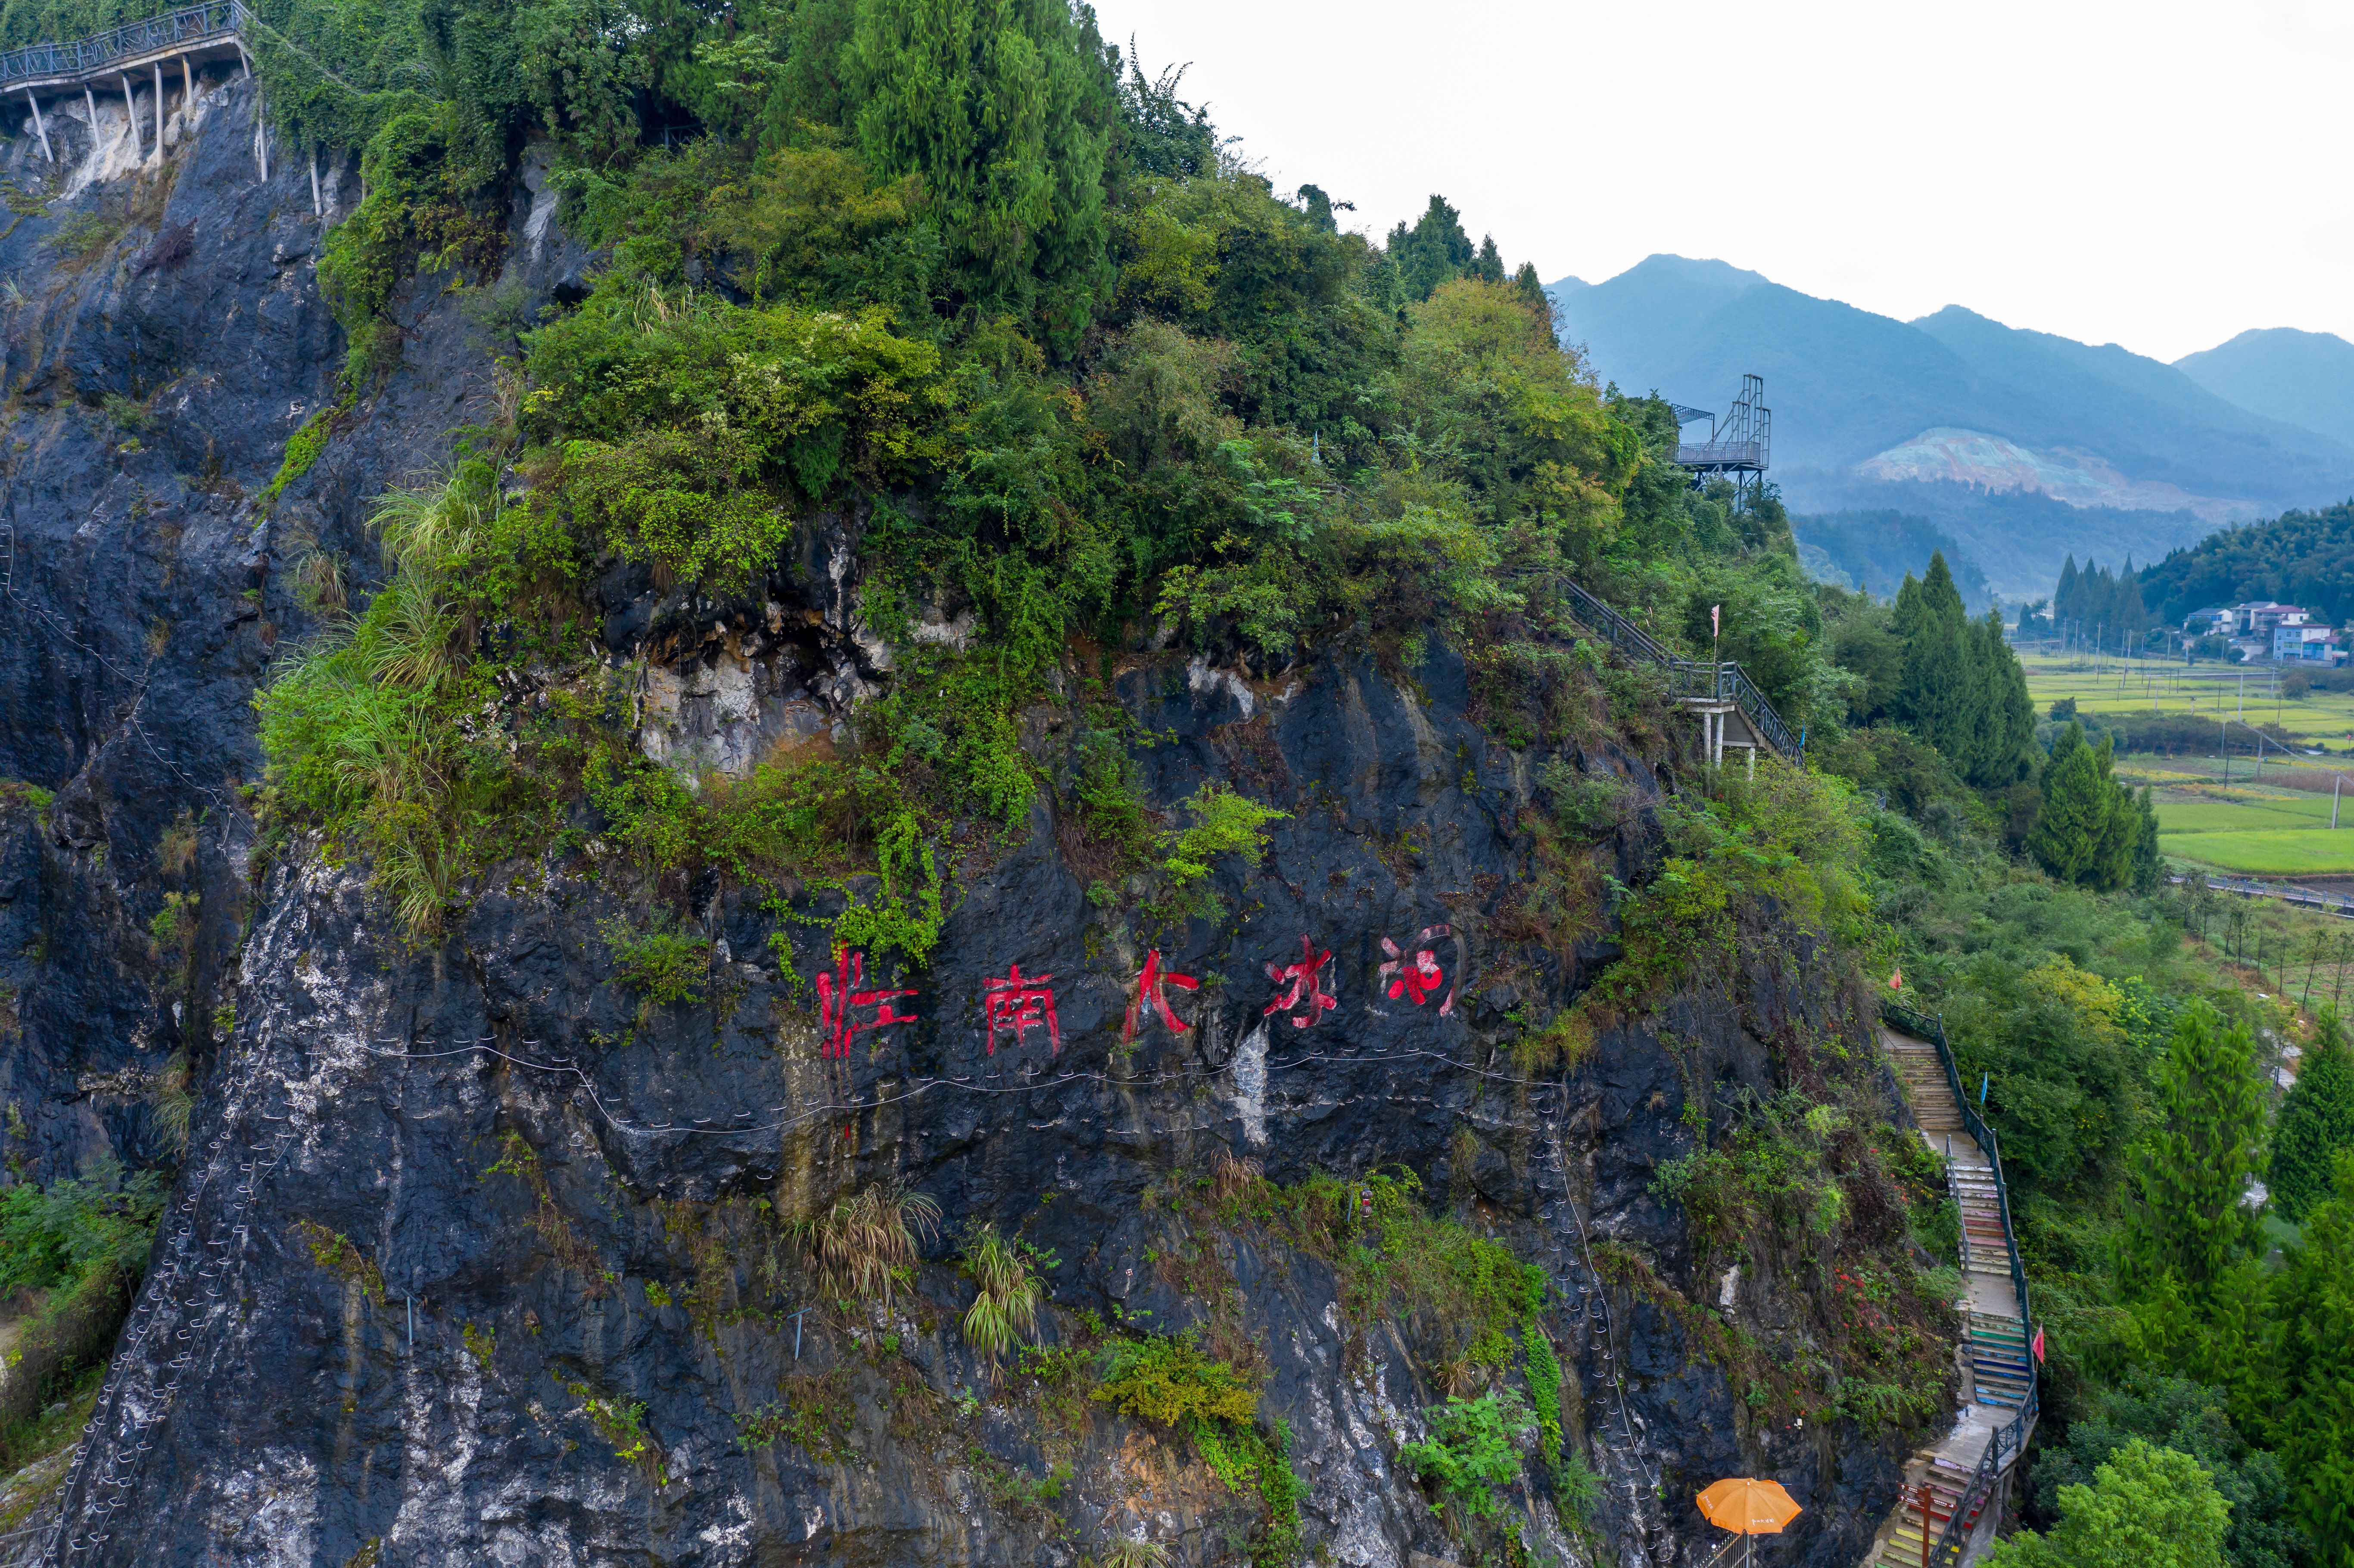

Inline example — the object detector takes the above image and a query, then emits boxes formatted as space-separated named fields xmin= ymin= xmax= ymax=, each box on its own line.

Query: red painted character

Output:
xmin=984 ymin=962 xmax=1061 ymax=1054
xmin=816 ymin=950 xmax=919 ymax=1059
xmin=1263 ymin=936 xmax=1339 ymax=1029
xmin=1379 ymin=937 xmax=1445 ymax=1006
xmin=1124 ymin=950 xmax=1200 ymax=1042
xmin=1378 ymin=923 xmax=1463 ymax=1014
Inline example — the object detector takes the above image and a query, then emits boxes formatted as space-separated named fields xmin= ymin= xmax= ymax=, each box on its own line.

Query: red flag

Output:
xmin=2031 ymin=1326 xmax=2046 ymax=1364
xmin=1889 ymin=968 xmax=1903 ymax=990
xmin=1711 ymin=604 xmax=1721 ymax=638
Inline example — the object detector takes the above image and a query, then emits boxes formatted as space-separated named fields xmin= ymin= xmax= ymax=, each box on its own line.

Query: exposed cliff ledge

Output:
xmin=38 ymin=635 xmax=1916 ymax=1567
xmin=0 ymin=76 xmax=581 ymax=1192
xmin=0 ymin=82 xmax=1943 ymax=1568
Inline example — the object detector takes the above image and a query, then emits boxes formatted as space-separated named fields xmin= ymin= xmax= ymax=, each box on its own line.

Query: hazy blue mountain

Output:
xmin=1908 ymin=306 xmax=2353 ymax=503
xmin=2175 ymin=327 xmax=2354 ymax=448
xmin=1545 ymin=256 xmax=2354 ymax=597
xmin=1546 ymin=257 xmax=2022 ymax=474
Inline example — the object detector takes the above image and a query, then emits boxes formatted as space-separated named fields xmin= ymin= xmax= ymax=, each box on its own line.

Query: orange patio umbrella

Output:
xmin=1697 ymin=1477 xmax=1802 ymax=1565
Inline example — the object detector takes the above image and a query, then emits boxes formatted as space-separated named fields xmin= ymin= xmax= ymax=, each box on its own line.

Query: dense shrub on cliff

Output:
xmin=0 ymin=1158 xmax=163 ymax=1435
xmin=252 ymin=0 xmax=1850 ymax=954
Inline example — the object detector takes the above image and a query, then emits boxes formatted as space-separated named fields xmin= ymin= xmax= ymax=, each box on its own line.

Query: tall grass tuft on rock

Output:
xmin=256 ymin=467 xmax=509 ymax=938
xmin=960 ymin=1223 xmax=1042 ymax=1366
xmin=797 ymin=1180 xmax=938 ymax=1310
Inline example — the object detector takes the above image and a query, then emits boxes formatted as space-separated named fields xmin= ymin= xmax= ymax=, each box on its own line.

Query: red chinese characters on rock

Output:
xmin=1124 ymin=950 xmax=1200 ymax=1042
xmin=1263 ymin=936 xmax=1338 ymax=1029
xmin=984 ymin=962 xmax=1061 ymax=1054
xmin=816 ymin=950 xmax=919 ymax=1059
xmin=1378 ymin=923 xmax=1461 ymax=1014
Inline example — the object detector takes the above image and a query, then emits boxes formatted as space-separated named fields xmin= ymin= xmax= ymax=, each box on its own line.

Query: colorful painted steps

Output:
xmin=1865 ymin=1027 xmax=2035 ymax=1568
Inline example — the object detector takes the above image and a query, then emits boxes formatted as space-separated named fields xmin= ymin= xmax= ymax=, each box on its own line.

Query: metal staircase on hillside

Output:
xmin=1868 ymin=1003 xmax=2038 ymax=1568
xmin=1558 ymin=578 xmax=1805 ymax=764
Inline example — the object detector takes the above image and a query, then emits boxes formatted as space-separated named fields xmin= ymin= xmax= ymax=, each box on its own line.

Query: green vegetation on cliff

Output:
xmin=252 ymin=0 xmax=1863 ymax=957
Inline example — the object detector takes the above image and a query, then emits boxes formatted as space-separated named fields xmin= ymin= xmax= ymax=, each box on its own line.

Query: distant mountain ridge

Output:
xmin=1545 ymin=256 xmax=2354 ymax=598
xmin=2174 ymin=328 xmax=2354 ymax=450
xmin=1791 ymin=511 xmax=1993 ymax=613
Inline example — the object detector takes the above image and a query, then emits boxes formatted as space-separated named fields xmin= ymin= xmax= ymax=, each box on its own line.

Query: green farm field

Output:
xmin=2107 ymin=747 xmax=2354 ymax=877
xmin=2163 ymin=830 xmax=2354 ymax=877
xmin=2005 ymin=649 xmax=2354 ymax=874
xmin=2159 ymin=799 xmax=2332 ymax=834
xmin=2016 ymin=650 xmax=2354 ymax=747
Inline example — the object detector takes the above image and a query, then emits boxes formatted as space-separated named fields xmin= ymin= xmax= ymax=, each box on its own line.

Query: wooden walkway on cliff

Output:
xmin=1864 ymin=1004 xmax=2040 ymax=1568
xmin=0 ymin=0 xmax=252 ymax=165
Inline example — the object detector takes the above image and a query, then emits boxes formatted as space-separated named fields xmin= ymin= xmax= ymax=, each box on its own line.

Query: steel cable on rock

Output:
xmin=50 ymin=995 xmax=1665 ymax=1559
xmin=1539 ymin=1110 xmax=1665 ymax=1524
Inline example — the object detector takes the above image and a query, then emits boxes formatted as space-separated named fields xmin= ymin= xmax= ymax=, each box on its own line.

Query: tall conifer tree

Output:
xmin=2122 ymin=1004 xmax=2267 ymax=1304
xmin=2092 ymin=735 xmax=2139 ymax=890
xmin=2272 ymin=1150 xmax=2354 ymax=1563
xmin=2032 ymin=723 xmax=2099 ymax=882
xmin=2131 ymin=785 xmax=2163 ymax=894
xmin=1473 ymin=234 xmax=1505 ymax=284
xmin=1896 ymin=554 xmax=1973 ymax=765
xmin=1973 ymin=608 xmax=2037 ymax=784
xmin=2273 ymin=1022 xmax=2354 ymax=1225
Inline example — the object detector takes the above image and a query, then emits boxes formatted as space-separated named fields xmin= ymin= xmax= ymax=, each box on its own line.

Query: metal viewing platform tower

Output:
xmin=1673 ymin=373 xmax=1770 ymax=509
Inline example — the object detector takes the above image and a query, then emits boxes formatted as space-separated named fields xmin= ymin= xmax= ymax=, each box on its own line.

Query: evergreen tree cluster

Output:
xmin=2107 ymin=1006 xmax=2354 ymax=1566
xmin=2139 ymin=499 xmax=2354 ymax=631
xmin=2270 ymin=1024 xmax=2354 ymax=1225
xmin=2052 ymin=554 xmax=2155 ymax=646
xmin=1377 ymin=194 xmax=1550 ymax=316
xmin=2027 ymin=722 xmax=2161 ymax=893
xmin=1887 ymin=553 xmax=2037 ymax=788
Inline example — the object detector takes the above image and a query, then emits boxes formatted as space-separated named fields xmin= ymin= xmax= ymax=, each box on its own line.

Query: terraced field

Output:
xmin=2113 ymin=760 xmax=2354 ymax=877
xmin=1996 ymin=650 xmax=2354 ymax=876
xmin=2016 ymin=650 xmax=2354 ymax=739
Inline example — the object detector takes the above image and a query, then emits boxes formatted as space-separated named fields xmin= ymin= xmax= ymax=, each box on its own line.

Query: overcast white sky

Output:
xmin=1087 ymin=0 xmax=2353 ymax=365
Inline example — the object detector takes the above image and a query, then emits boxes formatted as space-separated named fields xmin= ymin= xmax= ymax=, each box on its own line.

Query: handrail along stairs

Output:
xmin=1558 ymin=577 xmax=1805 ymax=764
xmin=1884 ymin=999 xmax=2039 ymax=1565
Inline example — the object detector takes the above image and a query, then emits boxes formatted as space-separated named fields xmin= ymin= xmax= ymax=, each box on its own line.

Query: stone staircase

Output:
xmin=1867 ymin=1024 xmax=2036 ymax=1568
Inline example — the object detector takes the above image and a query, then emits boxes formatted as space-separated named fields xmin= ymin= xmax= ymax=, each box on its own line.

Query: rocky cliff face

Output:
xmin=0 ymin=84 xmax=1919 ymax=1568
